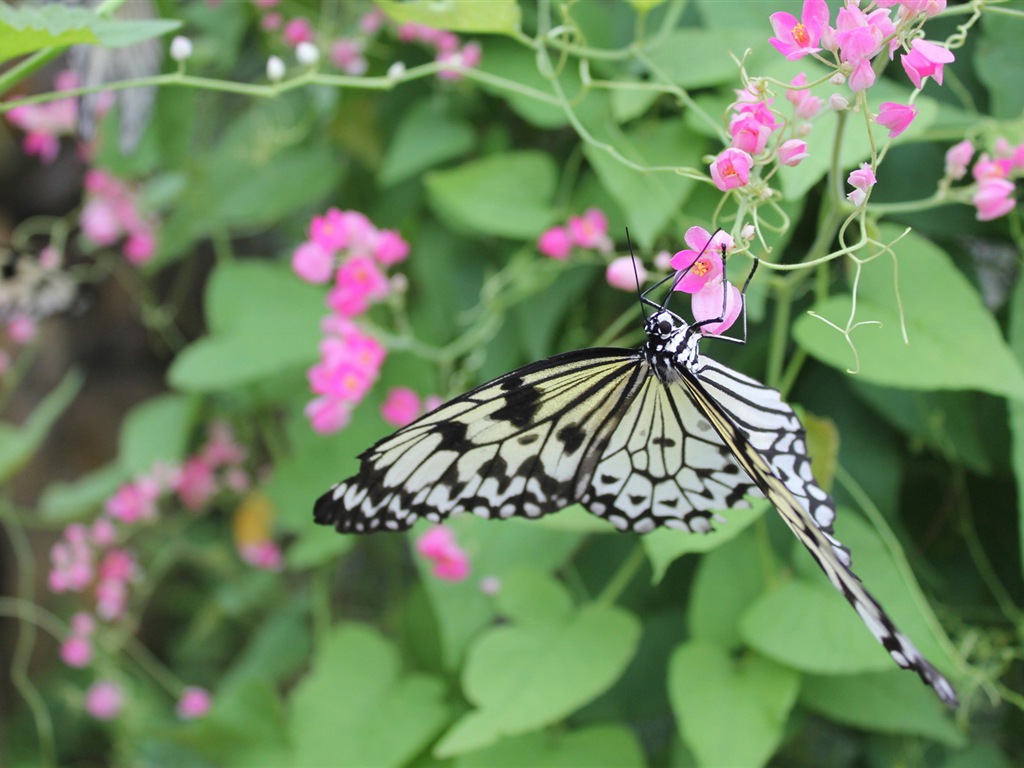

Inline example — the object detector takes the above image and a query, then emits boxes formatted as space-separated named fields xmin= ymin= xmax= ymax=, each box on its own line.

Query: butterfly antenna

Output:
xmin=625 ymin=228 xmax=649 ymax=321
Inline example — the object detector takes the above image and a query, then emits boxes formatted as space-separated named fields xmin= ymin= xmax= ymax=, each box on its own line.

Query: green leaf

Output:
xmin=435 ymin=572 xmax=640 ymax=756
xmin=644 ymin=27 xmax=776 ymax=90
xmin=0 ymin=370 xmax=83 ymax=483
xmin=453 ymin=724 xmax=646 ymax=768
xmin=668 ymin=641 xmax=799 ymax=768
xmin=379 ymin=98 xmax=476 ymax=187
xmin=793 ymin=226 xmax=1024 ymax=400
xmin=425 ymin=151 xmax=558 ymax=238
xmin=800 ymin=672 xmax=965 ymax=746
xmin=118 ymin=393 xmax=196 ymax=476
xmin=168 ymin=261 xmax=325 ymax=392
xmin=415 ymin=517 xmax=584 ymax=670
xmin=583 ymin=119 xmax=706 ymax=251
xmin=642 ymin=502 xmax=766 ymax=584
xmin=39 ymin=463 xmax=127 ymax=522
xmin=0 ymin=4 xmax=180 ymax=63
xmin=288 ymin=624 xmax=451 ymax=768
xmin=689 ymin=527 xmax=768 ymax=649
xmin=376 ymin=0 xmax=521 ymax=35
xmin=188 ymin=679 xmax=290 ymax=768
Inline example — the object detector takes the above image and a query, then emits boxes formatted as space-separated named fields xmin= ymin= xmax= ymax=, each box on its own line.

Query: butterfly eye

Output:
xmin=658 ymin=319 xmax=672 ymax=335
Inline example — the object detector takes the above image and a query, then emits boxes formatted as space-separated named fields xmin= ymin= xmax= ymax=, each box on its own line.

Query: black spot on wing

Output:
xmin=434 ymin=420 xmax=470 ymax=451
xmin=557 ymin=424 xmax=585 ymax=454
xmin=491 ymin=382 xmax=542 ymax=428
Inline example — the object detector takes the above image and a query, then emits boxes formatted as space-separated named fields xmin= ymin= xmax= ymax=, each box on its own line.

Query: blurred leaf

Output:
xmin=168 ymin=261 xmax=324 ymax=392
xmin=288 ymin=624 xmax=451 ymax=768
xmin=745 ymin=511 xmax=958 ymax=677
xmin=189 ymin=679 xmax=290 ymax=768
xmin=800 ymin=671 xmax=964 ymax=745
xmin=425 ymin=151 xmax=558 ymax=238
xmin=286 ymin=528 xmax=354 ymax=570
xmin=794 ymin=226 xmax=1024 ymax=400
xmin=643 ymin=502 xmax=767 ymax=583
xmin=803 ymin=410 xmax=839 ymax=491
xmin=644 ymin=27 xmax=775 ymax=89
xmin=376 ymin=0 xmax=521 ymax=34
xmin=118 ymin=393 xmax=196 ymax=476
xmin=0 ymin=4 xmax=179 ymax=63
xmin=1011 ymin=272 xmax=1024 ymax=581
xmin=454 ymin=724 xmax=645 ymax=768
xmin=380 ymin=98 xmax=476 ymax=187
xmin=435 ymin=571 xmax=640 ymax=756
xmin=941 ymin=742 xmax=1017 ymax=768
xmin=221 ymin=600 xmax=312 ymax=693
xmin=416 ymin=515 xmax=584 ymax=669
xmin=668 ymin=641 xmax=799 ymax=768
xmin=976 ymin=10 xmax=1024 ymax=119
xmin=583 ymin=119 xmax=706 ymax=251
xmin=39 ymin=463 xmax=127 ymax=522
xmin=0 ymin=369 xmax=82 ymax=483
xmin=689 ymin=527 xmax=768 ymax=649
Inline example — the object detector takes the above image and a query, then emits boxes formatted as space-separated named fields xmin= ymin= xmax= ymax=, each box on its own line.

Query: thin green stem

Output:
xmin=596 ymin=543 xmax=647 ymax=607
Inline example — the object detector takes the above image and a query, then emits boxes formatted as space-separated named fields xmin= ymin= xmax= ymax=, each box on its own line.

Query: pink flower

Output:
xmin=310 ymin=208 xmax=350 ymax=252
xmin=305 ymin=396 xmax=352 ymax=434
xmin=123 ymin=228 xmax=156 ymax=264
xmin=786 ymin=73 xmax=823 ymax=119
xmin=846 ymin=163 xmax=877 ymax=206
xmin=734 ymin=98 xmax=779 ymax=131
xmin=875 ymin=101 xmax=917 ymax=138
xmin=945 ymin=140 xmax=974 ymax=179
xmin=201 ymin=422 xmax=247 ymax=467
xmin=6 ymin=314 xmax=36 ymax=344
xmin=48 ymin=526 xmax=94 ymax=593
xmin=90 ymin=517 xmax=117 ymax=547
xmin=692 ymin=281 xmax=742 ymax=336
xmin=416 ymin=526 xmax=456 ymax=559
xmin=416 ymin=526 xmax=471 ymax=581
xmin=670 ymin=227 xmax=733 ymax=293
xmin=710 ymin=148 xmax=753 ymax=190
xmin=973 ymin=178 xmax=1016 ymax=221
xmin=98 ymin=548 xmax=137 ymax=582
xmin=85 ymin=680 xmax=124 ymax=720
xmin=330 ymin=38 xmax=368 ymax=75
xmin=381 ymin=387 xmax=421 ymax=427
xmin=373 ymin=229 xmax=410 ymax=265
xmin=538 ymin=226 xmax=572 ymax=259
xmin=177 ymin=686 xmax=213 ymax=719
xmin=973 ymin=152 xmax=1012 ymax=181
xmin=239 ymin=541 xmax=283 ymax=570
xmin=900 ymin=0 xmax=947 ymax=16
xmin=606 ymin=256 xmax=646 ymax=292
xmin=175 ymin=457 xmax=217 ymax=510
xmin=5 ymin=75 xmax=77 ymax=164
xmin=778 ymin=139 xmax=809 ymax=166
xmin=95 ymin=577 xmax=129 ymax=621
xmin=261 ymin=12 xmax=282 ymax=31
xmin=846 ymin=56 xmax=876 ymax=92
xmin=105 ymin=479 xmax=160 ymax=524
xmin=71 ymin=612 xmax=96 ymax=636
xmin=80 ymin=198 xmax=122 ymax=246
xmin=283 ymin=17 xmax=314 ymax=47
xmin=769 ymin=0 xmax=830 ymax=60
xmin=568 ymin=208 xmax=611 ymax=251
xmin=901 ymin=39 xmax=955 ymax=89
xmin=729 ymin=114 xmax=772 ymax=155
xmin=327 ymin=256 xmax=389 ymax=317
xmin=292 ymin=241 xmax=334 ymax=283
xmin=60 ymin=635 xmax=93 ymax=667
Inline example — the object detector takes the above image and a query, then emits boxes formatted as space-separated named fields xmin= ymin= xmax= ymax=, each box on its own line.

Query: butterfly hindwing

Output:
xmin=680 ymin=368 xmax=958 ymax=708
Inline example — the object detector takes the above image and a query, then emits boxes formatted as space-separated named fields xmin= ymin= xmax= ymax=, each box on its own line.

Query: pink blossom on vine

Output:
xmin=85 ymin=680 xmax=124 ymax=720
xmin=769 ymin=0 xmax=830 ymax=60
xmin=901 ymin=39 xmax=955 ymax=89
xmin=710 ymin=148 xmax=753 ymax=190
xmin=875 ymin=102 xmax=917 ymax=138
xmin=538 ymin=226 xmax=573 ymax=259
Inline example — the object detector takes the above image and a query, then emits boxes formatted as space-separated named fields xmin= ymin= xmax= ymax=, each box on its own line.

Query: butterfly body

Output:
xmin=314 ymin=303 xmax=959 ymax=707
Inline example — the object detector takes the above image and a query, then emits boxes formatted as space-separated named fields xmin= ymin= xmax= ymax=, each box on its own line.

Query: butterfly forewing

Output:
xmin=314 ymin=349 xmax=645 ymax=533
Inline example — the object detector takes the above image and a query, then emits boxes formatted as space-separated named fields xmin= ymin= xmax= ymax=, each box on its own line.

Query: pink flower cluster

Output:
xmin=296 ymin=209 xmax=411 ymax=434
xmin=944 ymin=138 xmax=1024 ymax=221
xmin=669 ymin=227 xmax=743 ymax=336
xmin=394 ymin=19 xmax=483 ymax=80
xmin=847 ymin=163 xmax=877 ymax=206
xmin=537 ymin=208 xmax=612 ymax=260
xmin=4 ymin=70 xmax=78 ymax=163
xmin=80 ymin=169 xmax=159 ymax=265
xmin=49 ymin=423 xmax=254 ymax=625
xmin=416 ymin=526 xmax=470 ymax=581
xmin=380 ymin=387 xmax=442 ymax=428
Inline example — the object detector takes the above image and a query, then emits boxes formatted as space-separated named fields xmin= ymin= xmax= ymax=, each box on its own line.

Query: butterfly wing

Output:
xmin=314 ymin=348 xmax=647 ymax=533
xmin=680 ymin=362 xmax=959 ymax=708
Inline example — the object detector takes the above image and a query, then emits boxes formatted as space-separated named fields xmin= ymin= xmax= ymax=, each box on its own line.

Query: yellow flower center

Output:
xmin=792 ymin=23 xmax=810 ymax=46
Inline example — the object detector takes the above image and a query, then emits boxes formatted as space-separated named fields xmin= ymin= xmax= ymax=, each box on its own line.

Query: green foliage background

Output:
xmin=3 ymin=1 xmax=1024 ymax=766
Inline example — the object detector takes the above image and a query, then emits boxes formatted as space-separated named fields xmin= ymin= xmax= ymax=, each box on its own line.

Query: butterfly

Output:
xmin=0 ymin=246 xmax=77 ymax=324
xmin=313 ymin=246 xmax=958 ymax=708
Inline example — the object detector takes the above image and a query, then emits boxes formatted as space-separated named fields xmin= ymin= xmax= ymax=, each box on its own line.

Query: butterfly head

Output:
xmin=643 ymin=310 xmax=701 ymax=377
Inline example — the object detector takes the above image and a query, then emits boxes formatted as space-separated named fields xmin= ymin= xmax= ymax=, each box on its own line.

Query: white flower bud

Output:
xmin=829 ymin=71 xmax=846 ymax=86
xmin=296 ymin=41 xmax=319 ymax=66
xmin=267 ymin=55 xmax=285 ymax=82
xmin=386 ymin=61 xmax=406 ymax=79
xmin=170 ymin=36 xmax=193 ymax=62
xmin=829 ymin=93 xmax=849 ymax=111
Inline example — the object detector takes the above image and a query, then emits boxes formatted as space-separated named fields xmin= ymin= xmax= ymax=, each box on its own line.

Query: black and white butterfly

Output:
xmin=0 ymin=246 xmax=77 ymax=323
xmin=314 ymin=247 xmax=958 ymax=708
